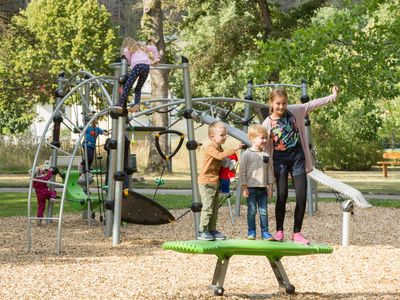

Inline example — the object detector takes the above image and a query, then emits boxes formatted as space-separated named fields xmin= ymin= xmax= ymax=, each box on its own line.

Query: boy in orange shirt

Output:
xmin=197 ymin=121 xmax=242 ymax=241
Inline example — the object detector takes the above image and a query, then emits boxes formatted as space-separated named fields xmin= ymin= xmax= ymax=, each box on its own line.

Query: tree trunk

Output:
xmin=142 ymin=0 xmax=170 ymax=173
xmin=255 ymin=0 xmax=272 ymax=40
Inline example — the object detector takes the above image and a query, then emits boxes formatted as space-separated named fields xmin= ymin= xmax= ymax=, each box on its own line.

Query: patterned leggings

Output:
xmin=119 ymin=63 xmax=150 ymax=106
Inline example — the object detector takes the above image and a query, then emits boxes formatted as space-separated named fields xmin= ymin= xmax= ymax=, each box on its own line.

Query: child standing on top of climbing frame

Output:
xmin=262 ymin=86 xmax=339 ymax=245
xmin=113 ymin=37 xmax=160 ymax=113
xmin=239 ymin=124 xmax=274 ymax=240
xmin=197 ymin=121 xmax=243 ymax=241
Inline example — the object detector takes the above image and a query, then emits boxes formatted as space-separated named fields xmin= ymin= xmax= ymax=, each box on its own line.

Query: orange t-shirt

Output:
xmin=198 ymin=142 xmax=236 ymax=184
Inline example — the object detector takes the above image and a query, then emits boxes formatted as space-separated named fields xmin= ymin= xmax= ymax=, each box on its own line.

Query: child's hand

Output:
xmin=267 ymin=183 xmax=273 ymax=198
xmin=242 ymin=187 xmax=249 ymax=198
xmin=235 ymin=143 xmax=245 ymax=151
xmin=332 ymin=86 xmax=339 ymax=97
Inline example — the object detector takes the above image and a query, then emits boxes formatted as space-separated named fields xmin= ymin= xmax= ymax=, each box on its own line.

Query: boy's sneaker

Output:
xmin=247 ymin=231 xmax=256 ymax=240
xmin=292 ymin=232 xmax=310 ymax=245
xmin=210 ymin=230 xmax=226 ymax=240
xmin=49 ymin=198 xmax=56 ymax=203
xmin=274 ymin=230 xmax=284 ymax=242
xmin=197 ymin=231 xmax=215 ymax=241
xmin=262 ymin=232 xmax=274 ymax=241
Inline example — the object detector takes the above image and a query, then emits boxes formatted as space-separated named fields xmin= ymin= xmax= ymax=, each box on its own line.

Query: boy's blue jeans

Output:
xmin=247 ymin=187 xmax=269 ymax=234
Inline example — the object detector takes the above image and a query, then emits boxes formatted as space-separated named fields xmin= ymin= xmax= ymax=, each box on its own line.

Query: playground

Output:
xmin=12 ymin=39 xmax=400 ymax=300
xmin=1 ymin=1 xmax=399 ymax=299
xmin=0 ymin=202 xmax=399 ymax=299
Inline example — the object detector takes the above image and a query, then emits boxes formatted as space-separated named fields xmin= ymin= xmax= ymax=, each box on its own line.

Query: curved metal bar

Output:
xmin=194 ymin=101 xmax=250 ymax=121
xmin=61 ymin=72 xmax=114 ymax=106
xmin=27 ymin=75 xmax=113 ymax=254
xmin=192 ymin=97 xmax=268 ymax=108
xmin=252 ymin=83 xmax=302 ymax=89
xmin=109 ymin=62 xmax=187 ymax=71
xmin=56 ymin=108 xmax=109 ymax=254
xmin=127 ymin=97 xmax=269 ymax=120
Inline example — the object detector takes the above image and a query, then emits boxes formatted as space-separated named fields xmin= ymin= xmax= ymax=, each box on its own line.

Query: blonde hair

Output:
xmin=268 ymin=88 xmax=288 ymax=114
xmin=247 ymin=124 xmax=267 ymax=140
xmin=121 ymin=37 xmax=147 ymax=55
xmin=208 ymin=121 xmax=226 ymax=138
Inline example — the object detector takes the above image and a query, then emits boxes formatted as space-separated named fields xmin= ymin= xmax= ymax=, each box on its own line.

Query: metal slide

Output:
xmin=308 ymin=168 xmax=371 ymax=208
xmin=200 ymin=113 xmax=371 ymax=209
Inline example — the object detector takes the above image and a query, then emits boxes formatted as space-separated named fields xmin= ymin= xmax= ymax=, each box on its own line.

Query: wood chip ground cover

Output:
xmin=0 ymin=203 xmax=399 ymax=299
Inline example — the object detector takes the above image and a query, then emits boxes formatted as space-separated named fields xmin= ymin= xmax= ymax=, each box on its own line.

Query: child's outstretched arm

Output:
xmin=304 ymin=85 xmax=340 ymax=113
xmin=207 ymin=143 xmax=242 ymax=161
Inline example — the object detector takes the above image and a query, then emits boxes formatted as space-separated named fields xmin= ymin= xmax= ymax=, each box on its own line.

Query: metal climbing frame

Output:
xmin=27 ymin=70 xmax=116 ymax=254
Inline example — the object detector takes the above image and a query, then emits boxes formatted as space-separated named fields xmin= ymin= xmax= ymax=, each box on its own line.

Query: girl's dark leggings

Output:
xmin=274 ymin=171 xmax=307 ymax=233
xmin=119 ymin=63 xmax=150 ymax=106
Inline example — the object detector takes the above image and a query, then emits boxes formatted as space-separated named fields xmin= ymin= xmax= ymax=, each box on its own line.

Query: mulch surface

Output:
xmin=0 ymin=203 xmax=399 ymax=299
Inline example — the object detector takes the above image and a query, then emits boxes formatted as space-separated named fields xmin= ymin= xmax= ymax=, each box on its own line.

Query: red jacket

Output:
xmin=219 ymin=154 xmax=238 ymax=180
xmin=33 ymin=169 xmax=53 ymax=198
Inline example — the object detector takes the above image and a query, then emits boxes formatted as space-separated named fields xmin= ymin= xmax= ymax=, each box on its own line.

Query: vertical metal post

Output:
xmin=182 ymin=56 xmax=201 ymax=238
xmin=300 ymin=80 xmax=316 ymax=216
xmin=81 ymin=77 xmax=93 ymax=226
xmin=342 ymin=211 xmax=350 ymax=247
xmin=112 ymin=58 xmax=128 ymax=245
xmin=104 ymin=60 xmax=121 ymax=237
xmin=46 ymin=73 xmax=65 ymax=224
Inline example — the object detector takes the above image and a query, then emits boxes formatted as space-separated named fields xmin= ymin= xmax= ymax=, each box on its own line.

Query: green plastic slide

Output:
xmin=62 ymin=170 xmax=99 ymax=210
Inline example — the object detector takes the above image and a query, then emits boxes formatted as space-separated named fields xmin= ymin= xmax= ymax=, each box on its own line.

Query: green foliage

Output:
xmin=313 ymin=100 xmax=383 ymax=170
xmin=0 ymin=0 xmax=119 ymax=133
xmin=167 ymin=0 xmax=327 ymax=98
xmin=178 ymin=1 xmax=260 ymax=98
xmin=378 ymin=96 xmax=400 ymax=148
xmin=255 ymin=0 xmax=400 ymax=169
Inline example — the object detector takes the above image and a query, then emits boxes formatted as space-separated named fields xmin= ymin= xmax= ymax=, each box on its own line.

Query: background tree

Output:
xmin=255 ymin=0 xmax=400 ymax=169
xmin=141 ymin=0 xmax=170 ymax=173
xmin=0 ymin=0 xmax=119 ymax=134
xmin=168 ymin=0 xmax=327 ymax=98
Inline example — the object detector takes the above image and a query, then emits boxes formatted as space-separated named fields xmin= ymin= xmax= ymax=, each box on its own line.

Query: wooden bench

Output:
xmin=377 ymin=152 xmax=400 ymax=178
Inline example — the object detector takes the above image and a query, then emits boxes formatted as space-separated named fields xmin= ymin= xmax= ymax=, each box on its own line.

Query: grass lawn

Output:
xmin=1 ymin=170 xmax=400 ymax=194
xmin=1 ymin=191 xmax=399 ymax=219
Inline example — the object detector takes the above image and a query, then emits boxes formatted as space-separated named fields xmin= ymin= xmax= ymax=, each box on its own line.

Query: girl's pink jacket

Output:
xmin=123 ymin=46 xmax=160 ymax=69
xmin=262 ymin=93 xmax=337 ymax=175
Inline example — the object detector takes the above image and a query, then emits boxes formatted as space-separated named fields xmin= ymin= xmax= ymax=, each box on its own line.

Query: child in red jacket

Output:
xmin=32 ymin=167 xmax=57 ymax=224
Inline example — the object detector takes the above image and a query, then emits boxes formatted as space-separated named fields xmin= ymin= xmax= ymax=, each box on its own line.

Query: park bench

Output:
xmin=163 ymin=239 xmax=332 ymax=296
xmin=377 ymin=152 xmax=400 ymax=178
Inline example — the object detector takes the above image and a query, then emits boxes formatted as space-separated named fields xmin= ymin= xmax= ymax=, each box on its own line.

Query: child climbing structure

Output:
xmin=27 ymin=56 xmax=205 ymax=254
